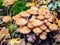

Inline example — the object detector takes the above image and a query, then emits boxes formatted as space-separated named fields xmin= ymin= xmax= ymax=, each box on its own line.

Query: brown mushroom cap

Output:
xmin=44 ymin=19 xmax=48 ymax=23
xmin=15 ymin=18 xmax=28 ymax=26
xmin=48 ymin=15 xmax=55 ymax=22
xmin=28 ymin=9 xmax=38 ymax=15
xmin=38 ymin=6 xmax=49 ymax=15
xmin=46 ymin=22 xmax=51 ymax=26
xmin=44 ymin=14 xmax=50 ymax=19
xmin=39 ymin=34 xmax=47 ymax=40
xmin=17 ymin=26 xmax=31 ymax=34
xmin=12 ymin=14 xmax=21 ymax=21
xmin=29 ymin=16 xmax=36 ymax=22
xmin=49 ymin=23 xmax=58 ymax=30
xmin=32 ymin=19 xmax=43 ymax=27
xmin=27 ymin=23 xmax=34 ymax=29
xmin=45 ymin=29 xmax=50 ymax=33
xmin=20 ymin=11 xmax=30 ymax=18
xmin=42 ymin=32 xmax=47 ymax=35
xmin=37 ymin=15 xmax=44 ymax=20
xmin=0 ymin=16 xmax=4 ymax=19
xmin=2 ymin=16 xmax=11 ymax=23
xmin=33 ymin=27 xmax=42 ymax=34
xmin=31 ymin=6 xmax=38 ymax=11
xmin=40 ymin=24 xmax=47 ymax=30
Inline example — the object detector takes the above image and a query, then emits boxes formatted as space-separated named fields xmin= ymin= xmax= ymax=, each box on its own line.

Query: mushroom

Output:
xmin=32 ymin=19 xmax=43 ymax=27
xmin=33 ymin=27 xmax=42 ymax=35
xmin=3 ymin=0 xmax=15 ymax=7
xmin=2 ymin=16 xmax=11 ymax=23
xmin=0 ymin=16 xmax=4 ymax=19
xmin=31 ymin=6 xmax=38 ymax=11
xmin=44 ymin=14 xmax=50 ymax=19
xmin=49 ymin=23 xmax=58 ymax=31
xmin=15 ymin=18 xmax=28 ymax=26
xmin=48 ymin=15 xmax=55 ymax=22
xmin=26 ymin=2 xmax=35 ymax=7
xmin=45 ymin=29 xmax=50 ymax=33
xmin=20 ymin=11 xmax=30 ymax=18
xmin=39 ymin=34 xmax=47 ymax=40
xmin=42 ymin=32 xmax=47 ymax=35
xmin=27 ymin=9 xmax=38 ymax=15
xmin=54 ymin=34 xmax=60 ymax=42
xmin=37 ymin=15 xmax=44 ymax=20
xmin=38 ymin=6 xmax=49 ymax=15
xmin=44 ymin=19 xmax=48 ymax=23
xmin=29 ymin=16 xmax=36 ymax=22
xmin=17 ymin=26 xmax=31 ymax=34
xmin=12 ymin=14 xmax=21 ymax=21
xmin=40 ymin=24 xmax=47 ymax=30
xmin=46 ymin=22 xmax=51 ymax=26
xmin=27 ymin=23 xmax=34 ymax=29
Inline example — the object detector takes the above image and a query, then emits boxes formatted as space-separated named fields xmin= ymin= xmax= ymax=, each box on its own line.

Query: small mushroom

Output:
xmin=44 ymin=19 xmax=48 ymax=23
xmin=12 ymin=14 xmax=21 ymax=21
xmin=3 ymin=0 xmax=15 ymax=7
xmin=33 ymin=27 xmax=42 ymax=35
xmin=31 ymin=6 xmax=38 ymax=11
xmin=29 ymin=16 xmax=36 ymax=22
xmin=42 ymin=32 xmax=47 ymax=35
xmin=49 ymin=23 xmax=58 ymax=31
xmin=48 ymin=15 xmax=55 ymax=22
xmin=40 ymin=24 xmax=47 ymax=30
xmin=45 ymin=29 xmax=50 ymax=33
xmin=46 ymin=22 xmax=51 ymax=26
xmin=27 ymin=23 xmax=34 ymax=29
xmin=0 ymin=16 xmax=4 ymax=19
xmin=38 ymin=6 xmax=49 ymax=15
xmin=39 ymin=34 xmax=47 ymax=40
xmin=37 ymin=15 xmax=44 ymax=20
xmin=44 ymin=14 xmax=50 ymax=19
xmin=28 ymin=9 xmax=38 ymax=15
xmin=2 ymin=16 xmax=11 ymax=23
xmin=17 ymin=26 xmax=31 ymax=34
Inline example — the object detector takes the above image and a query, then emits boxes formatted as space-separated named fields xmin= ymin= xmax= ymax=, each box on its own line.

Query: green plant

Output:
xmin=47 ymin=0 xmax=60 ymax=12
xmin=0 ymin=0 xmax=4 ymax=9
xmin=6 ymin=23 xmax=17 ymax=38
xmin=11 ymin=0 xmax=29 ymax=15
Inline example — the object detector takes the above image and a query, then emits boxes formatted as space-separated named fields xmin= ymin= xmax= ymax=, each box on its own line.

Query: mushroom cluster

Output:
xmin=2 ymin=6 xmax=59 ymax=40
